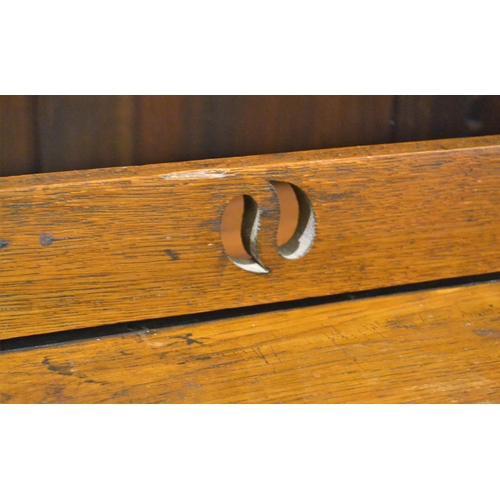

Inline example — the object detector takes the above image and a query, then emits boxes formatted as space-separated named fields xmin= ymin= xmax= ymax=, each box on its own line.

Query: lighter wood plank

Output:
xmin=2 ymin=136 xmax=500 ymax=338
xmin=2 ymin=281 xmax=500 ymax=403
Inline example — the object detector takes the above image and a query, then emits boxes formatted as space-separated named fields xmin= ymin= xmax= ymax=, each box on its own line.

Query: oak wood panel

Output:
xmin=0 ymin=96 xmax=36 ymax=176
xmin=2 ymin=136 xmax=500 ymax=339
xmin=37 ymin=96 xmax=135 ymax=172
xmin=134 ymin=96 xmax=394 ymax=164
xmin=2 ymin=281 xmax=500 ymax=403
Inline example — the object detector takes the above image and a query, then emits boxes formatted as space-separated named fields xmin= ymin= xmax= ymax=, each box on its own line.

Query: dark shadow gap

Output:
xmin=2 ymin=271 xmax=500 ymax=353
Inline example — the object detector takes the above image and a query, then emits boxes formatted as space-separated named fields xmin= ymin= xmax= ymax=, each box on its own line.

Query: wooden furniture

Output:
xmin=1 ymin=135 xmax=500 ymax=403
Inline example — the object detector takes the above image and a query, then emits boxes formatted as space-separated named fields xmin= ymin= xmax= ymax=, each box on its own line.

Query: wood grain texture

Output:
xmin=37 ymin=96 xmax=134 ymax=172
xmin=2 ymin=281 xmax=500 ymax=403
xmin=134 ymin=95 xmax=210 ymax=164
xmin=134 ymin=96 xmax=394 ymax=164
xmin=2 ymin=135 xmax=500 ymax=339
xmin=0 ymin=96 xmax=36 ymax=176
xmin=0 ymin=96 xmax=394 ymax=176
xmin=3 ymin=96 xmax=500 ymax=177
xmin=393 ymin=96 xmax=500 ymax=143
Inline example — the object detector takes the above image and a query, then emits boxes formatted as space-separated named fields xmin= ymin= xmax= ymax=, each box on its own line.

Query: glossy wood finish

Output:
xmin=3 ymin=96 xmax=500 ymax=178
xmin=2 ymin=281 xmax=500 ymax=403
xmin=0 ymin=96 xmax=36 ymax=176
xmin=1 ymin=96 xmax=394 ymax=177
xmin=2 ymin=136 xmax=500 ymax=339
xmin=37 ymin=96 xmax=135 ymax=172
xmin=135 ymin=96 xmax=394 ymax=164
xmin=393 ymin=96 xmax=500 ymax=142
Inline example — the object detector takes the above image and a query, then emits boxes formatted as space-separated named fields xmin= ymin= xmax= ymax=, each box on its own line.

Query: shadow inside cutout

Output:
xmin=269 ymin=181 xmax=316 ymax=260
xmin=220 ymin=194 xmax=269 ymax=274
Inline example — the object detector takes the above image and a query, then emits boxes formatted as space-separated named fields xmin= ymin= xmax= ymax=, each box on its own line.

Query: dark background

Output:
xmin=1 ymin=96 xmax=499 ymax=177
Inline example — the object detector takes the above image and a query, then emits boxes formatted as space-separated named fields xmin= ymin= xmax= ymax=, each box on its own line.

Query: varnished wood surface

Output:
xmin=135 ymin=96 xmax=394 ymax=163
xmin=37 ymin=96 xmax=135 ymax=172
xmin=2 ymin=136 xmax=500 ymax=338
xmin=4 ymin=96 xmax=500 ymax=178
xmin=393 ymin=96 xmax=500 ymax=143
xmin=2 ymin=281 xmax=500 ymax=403
xmin=0 ymin=96 xmax=36 ymax=176
xmin=0 ymin=96 xmax=395 ymax=176
xmin=0 ymin=95 xmax=500 ymax=176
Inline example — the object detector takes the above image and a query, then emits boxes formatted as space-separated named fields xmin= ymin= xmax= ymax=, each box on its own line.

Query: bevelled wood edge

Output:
xmin=2 ymin=134 xmax=499 ymax=189
xmin=1 ymin=135 xmax=500 ymax=339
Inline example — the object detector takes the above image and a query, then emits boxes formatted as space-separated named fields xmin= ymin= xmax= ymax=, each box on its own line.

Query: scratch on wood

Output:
xmin=325 ymin=333 xmax=366 ymax=372
xmin=253 ymin=347 xmax=269 ymax=364
xmin=139 ymin=332 xmax=154 ymax=349
xmin=161 ymin=169 xmax=233 ymax=180
xmin=474 ymin=328 xmax=500 ymax=338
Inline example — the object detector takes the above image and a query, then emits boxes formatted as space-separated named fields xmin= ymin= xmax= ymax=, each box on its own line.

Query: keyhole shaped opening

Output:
xmin=220 ymin=194 xmax=269 ymax=274
xmin=269 ymin=181 xmax=315 ymax=260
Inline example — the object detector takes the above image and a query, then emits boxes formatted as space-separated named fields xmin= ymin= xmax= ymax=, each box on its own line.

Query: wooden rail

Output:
xmin=2 ymin=135 xmax=500 ymax=339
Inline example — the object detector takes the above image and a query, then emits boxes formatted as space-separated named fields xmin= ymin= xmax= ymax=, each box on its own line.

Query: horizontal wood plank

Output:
xmin=2 ymin=281 xmax=500 ymax=403
xmin=2 ymin=136 xmax=500 ymax=338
